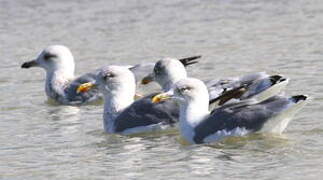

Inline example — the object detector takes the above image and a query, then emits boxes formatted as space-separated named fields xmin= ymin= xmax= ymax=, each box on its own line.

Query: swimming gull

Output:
xmin=21 ymin=45 xmax=200 ymax=105
xmin=77 ymin=65 xmax=180 ymax=135
xmin=142 ymin=58 xmax=288 ymax=107
xmin=152 ymin=78 xmax=308 ymax=144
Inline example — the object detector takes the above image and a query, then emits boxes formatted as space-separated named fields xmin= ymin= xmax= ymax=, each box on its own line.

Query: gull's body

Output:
xmin=142 ymin=58 xmax=288 ymax=106
xmin=21 ymin=45 xmax=200 ymax=105
xmin=152 ymin=78 xmax=308 ymax=144
xmin=81 ymin=66 xmax=179 ymax=135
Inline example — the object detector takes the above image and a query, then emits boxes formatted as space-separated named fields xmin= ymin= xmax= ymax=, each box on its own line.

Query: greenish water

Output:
xmin=1 ymin=0 xmax=322 ymax=179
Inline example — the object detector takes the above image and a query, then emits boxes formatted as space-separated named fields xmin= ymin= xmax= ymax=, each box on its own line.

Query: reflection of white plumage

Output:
xmin=142 ymin=58 xmax=288 ymax=107
xmin=78 ymin=66 xmax=179 ymax=135
xmin=21 ymin=45 xmax=200 ymax=105
xmin=152 ymin=78 xmax=308 ymax=144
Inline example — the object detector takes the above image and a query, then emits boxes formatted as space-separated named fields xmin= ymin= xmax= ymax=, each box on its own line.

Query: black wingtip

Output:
xmin=270 ymin=75 xmax=287 ymax=84
xmin=291 ymin=95 xmax=308 ymax=103
xmin=179 ymin=55 xmax=202 ymax=67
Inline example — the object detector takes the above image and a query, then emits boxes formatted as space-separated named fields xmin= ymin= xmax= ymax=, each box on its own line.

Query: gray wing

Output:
xmin=114 ymin=93 xmax=179 ymax=133
xmin=193 ymin=95 xmax=295 ymax=144
xmin=240 ymin=75 xmax=287 ymax=99
xmin=207 ymin=73 xmax=287 ymax=107
xmin=206 ymin=72 xmax=269 ymax=100
xmin=64 ymin=71 xmax=102 ymax=104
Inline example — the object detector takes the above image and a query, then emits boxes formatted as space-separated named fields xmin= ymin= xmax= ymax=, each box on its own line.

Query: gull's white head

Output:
xmin=152 ymin=78 xmax=209 ymax=105
xmin=172 ymin=78 xmax=208 ymax=103
xmin=22 ymin=45 xmax=75 ymax=75
xmin=144 ymin=58 xmax=188 ymax=91
xmin=95 ymin=66 xmax=136 ymax=96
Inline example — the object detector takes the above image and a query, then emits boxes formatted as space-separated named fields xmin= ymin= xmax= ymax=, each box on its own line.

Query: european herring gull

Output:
xmin=77 ymin=65 xmax=179 ymax=135
xmin=152 ymin=78 xmax=308 ymax=144
xmin=141 ymin=58 xmax=288 ymax=107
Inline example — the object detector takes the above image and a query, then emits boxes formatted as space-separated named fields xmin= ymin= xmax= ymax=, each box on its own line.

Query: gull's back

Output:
xmin=193 ymin=95 xmax=308 ymax=144
xmin=114 ymin=93 xmax=179 ymax=135
xmin=64 ymin=72 xmax=102 ymax=105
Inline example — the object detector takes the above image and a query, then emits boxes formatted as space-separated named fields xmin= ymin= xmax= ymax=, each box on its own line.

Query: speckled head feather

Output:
xmin=153 ymin=58 xmax=188 ymax=91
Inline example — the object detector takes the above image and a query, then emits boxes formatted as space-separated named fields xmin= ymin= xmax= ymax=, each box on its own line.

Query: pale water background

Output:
xmin=1 ymin=0 xmax=323 ymax=179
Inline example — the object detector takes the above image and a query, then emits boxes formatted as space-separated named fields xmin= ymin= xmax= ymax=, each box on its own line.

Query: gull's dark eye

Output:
xmin=154 ymin=67 xmax=160 ymax=74
xmin=103 ymin=73 xmax=115 ymax=80
xmin=179 ymin=86 xmax=192 ymax=92
xmin=44 ymin=53 xmax=57 ymax=60
xmin=154 ymin=61 xmax=164 ymax=75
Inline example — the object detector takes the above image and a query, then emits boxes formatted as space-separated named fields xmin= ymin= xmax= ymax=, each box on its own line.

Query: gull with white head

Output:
xmin=21 ymin=45 xmax=201 ymax=105
xmin=152 ymin=78 xmax=308 ymax=144
xmin=21 ymin=45 xmax=101 ymax=105
xmin=142 ymin=58 xmax=289 ymax=107
xmin=77 ymin=65 xmax=179 ymax=135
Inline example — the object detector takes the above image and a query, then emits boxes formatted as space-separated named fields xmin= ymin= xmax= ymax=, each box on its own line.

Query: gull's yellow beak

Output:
xmin=141 ymin=74 xmax=154 ymax=85
xmin=77 ymin=82 xmax=95 ymax=94
xmin=151 ymin=93 xmax=171 ymax=103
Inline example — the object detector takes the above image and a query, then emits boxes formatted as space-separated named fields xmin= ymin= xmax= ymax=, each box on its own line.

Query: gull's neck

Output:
xmin=45 ymin=67 xmax=75 ymax=101
xmin=103 ymin=88 xmax=135 ymax=133
xmin=179 ymin=97 xmax=210 ymax=143
xmin=162 ymin=81 xmax=175 ymax=92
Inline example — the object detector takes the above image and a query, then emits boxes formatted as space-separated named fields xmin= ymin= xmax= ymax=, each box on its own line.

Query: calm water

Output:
xmin=1 ymin=0 xmax=323 ymax=179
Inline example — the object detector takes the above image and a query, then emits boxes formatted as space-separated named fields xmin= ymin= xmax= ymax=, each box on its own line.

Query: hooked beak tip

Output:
xmin=21 ymin=60 xmax=37 ymax=69
xmin=77 ymin=82 xmax=95 ymax=94
xmin=21 ymin=62 xmax=31 ymax=68
xmin=141 ymin=74 xmax=154 ymax=85
xmin=151 ymin=93 xmax=171 ymax=103
xmin=141 ymin=78 xmax=152 ymax=85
